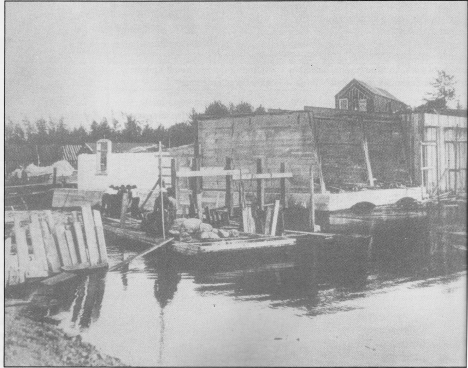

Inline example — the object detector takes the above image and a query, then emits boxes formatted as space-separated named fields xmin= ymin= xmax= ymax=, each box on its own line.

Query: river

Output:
xmin=21 ymin=212 xmax=467 ymax=366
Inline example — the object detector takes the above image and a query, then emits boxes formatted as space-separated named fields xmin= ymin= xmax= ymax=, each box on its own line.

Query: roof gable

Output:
xmin=336 ymin=79 xmax=406 ymax=104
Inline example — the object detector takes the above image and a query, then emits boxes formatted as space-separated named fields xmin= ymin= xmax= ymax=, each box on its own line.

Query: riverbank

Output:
xmin=5 ymin=305 xmax=125 ymax=366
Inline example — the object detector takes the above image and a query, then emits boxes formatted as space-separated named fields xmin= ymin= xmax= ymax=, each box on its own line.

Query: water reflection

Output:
xmin=16 ymin=202 xmax=465 ymax=366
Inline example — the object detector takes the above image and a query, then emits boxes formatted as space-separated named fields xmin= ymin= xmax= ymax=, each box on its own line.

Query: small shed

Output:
xmin=335 ymin=79 xmax=408 ymax=114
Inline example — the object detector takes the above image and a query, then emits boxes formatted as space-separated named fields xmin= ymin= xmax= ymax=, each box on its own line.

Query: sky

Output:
xmin=5 ymin=1 xmax=467 ymax=129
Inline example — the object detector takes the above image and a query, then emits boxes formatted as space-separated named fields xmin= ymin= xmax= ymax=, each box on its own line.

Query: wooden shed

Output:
xmin=335 ymin=79 xmax=408 ymax=114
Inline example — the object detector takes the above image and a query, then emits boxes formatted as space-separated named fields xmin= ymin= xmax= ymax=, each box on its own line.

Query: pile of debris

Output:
xmin=169 ymin=218 xmax=239 ymax=242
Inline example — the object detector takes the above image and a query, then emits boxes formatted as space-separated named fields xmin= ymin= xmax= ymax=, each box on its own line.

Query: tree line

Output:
xmin=5 ymin=101 xmax=266 ymax=147
xmin=5 ymin=71 xmax=463 ymax=146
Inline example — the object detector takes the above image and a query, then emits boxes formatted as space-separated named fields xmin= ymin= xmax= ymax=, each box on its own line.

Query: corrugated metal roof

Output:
xmin=62 ymin=145 xmax=84 ymax=164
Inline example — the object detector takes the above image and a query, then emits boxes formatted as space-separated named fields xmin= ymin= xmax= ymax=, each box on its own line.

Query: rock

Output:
xmin=229 ymin=229 xmax=240 ymax=237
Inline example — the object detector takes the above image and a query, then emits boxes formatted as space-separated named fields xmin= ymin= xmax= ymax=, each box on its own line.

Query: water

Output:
xmin=15 ymin=211 xmax=467 ymax=366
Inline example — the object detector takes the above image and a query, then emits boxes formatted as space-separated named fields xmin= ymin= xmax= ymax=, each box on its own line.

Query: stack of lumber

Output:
xmin=5 ymin=205 xmax=108 ymax=288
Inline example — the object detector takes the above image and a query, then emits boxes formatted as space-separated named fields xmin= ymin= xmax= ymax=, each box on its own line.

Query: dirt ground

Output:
xmin=4 ymin=305 xmax=125 ymax=366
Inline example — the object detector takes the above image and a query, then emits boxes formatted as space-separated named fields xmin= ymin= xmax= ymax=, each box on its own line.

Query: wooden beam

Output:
xmin=177 ymin=169 xmax=240 ymax=177
xmin=270 ymin=200 xmax=280 ymax=236
xmin=139 ymin=178 xmax=161 ymax=210
xmin=55 ymin=225 xmax=72 ymax=266
xmin=65 ymin=229 xmax=78 ymax=265
xmin=233 ymin=172 xmax=293 ymax=180
xmin=257 ymin=158 xmax=265 ymax=210
xmin=159 ymin=142 xmax=166 ymax=238
xmin=309 ymin=165 xmax=316 ymax=232
xmin=109 ymin=238 xmax=174 ymax=271
xmin=280 ymin=163 xmax=286 ymax=209
xmin=14 ymin=216 xmax=27 ymax=284
xmin=72 ymin=221 xmax=88 ymax=264
xmin=29 ymin=214 xmax=49 ymax=272
xmin=81 ymin=205 xmax=100 ymax=266
xmin=40 ymin=216 xmax=61 ymax=273
xmin=361 ymin=121 xmax=375 ymax=187
xmin=93 ymin=210 xmax=108 ymax=265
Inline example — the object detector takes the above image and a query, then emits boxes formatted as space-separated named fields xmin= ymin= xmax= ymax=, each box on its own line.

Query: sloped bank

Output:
xmin=5 ymin=306 xmax=125 ymax=366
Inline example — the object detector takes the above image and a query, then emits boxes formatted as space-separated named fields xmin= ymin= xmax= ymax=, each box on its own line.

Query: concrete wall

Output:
xmin=198 ymin=107 xmax=410 ymax=194
xmin=78 ymin=152 xmax=172 ymax=192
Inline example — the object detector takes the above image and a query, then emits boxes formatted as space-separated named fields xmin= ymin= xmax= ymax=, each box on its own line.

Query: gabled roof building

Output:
xmin=335 ymin=79 xmax=409 ymax=114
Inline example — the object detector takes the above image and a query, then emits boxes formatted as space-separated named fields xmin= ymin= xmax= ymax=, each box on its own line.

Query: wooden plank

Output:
xmin=109 ymin=237 xmax=174 ymax=271
xmin=139 ymin=178 xmax=161 ymax=210
xmin=55 ymin=225 xmax=72 ymax=266
xmin=270 ymin=200 xmax=280 ymax=236
xmin=52 ymin=188 xmax=103 ymax=208
xmin=29 ymin=214 xmax=49 ymax=272
xmin=257 ymin=158 xmax=265 ymax=210
xmin=81 ymin=205 xmax=101 ymax=266
xmin=93 ymin=210 xmax=108 ymax=264
xmin=40 ymin=219 xmax=62 ymax=273
xmin=280 ymin=163 xmax=286 ymax=209
xmin=232 ymin=173 xmax=293 ymax=180
xmin=225 ymin=157 xmax=232 ymax=218
xmin=264 ymin=206 xmax=273 ymax=235
xmin=73 ymin=221 xmax=88 ymax=264
xmin=14 ymin=216 xmax=28 ymax=283
xmin=5 ymin=237 xmax=14 ymax=287
xmin=177 ymin=169 xmax=240 ymax=177
xmin=361 ymin=122 xmax=375 ymax=187
xmin=309 ymin=165 xmax=316 ymax=232
xmin=65 ymin=229 xmax=78 ymax=265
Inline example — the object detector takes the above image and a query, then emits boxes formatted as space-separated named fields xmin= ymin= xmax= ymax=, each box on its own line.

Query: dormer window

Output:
xmin=96 ymin=139 xmax=111 ymax=174
xmin=339 ymin=98 xmax=348 ymax=110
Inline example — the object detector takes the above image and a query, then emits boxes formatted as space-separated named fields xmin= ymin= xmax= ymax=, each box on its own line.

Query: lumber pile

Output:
xmin=5 ymin=205 xmax=108 ymax=288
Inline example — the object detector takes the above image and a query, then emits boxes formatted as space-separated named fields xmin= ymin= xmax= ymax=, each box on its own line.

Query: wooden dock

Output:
xmin=5 ymin=206 xmax=109 ymax=288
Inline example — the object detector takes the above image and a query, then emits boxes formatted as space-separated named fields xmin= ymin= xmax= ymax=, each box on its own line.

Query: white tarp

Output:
xmin=25 ymin=160 xmax=75 ymax=177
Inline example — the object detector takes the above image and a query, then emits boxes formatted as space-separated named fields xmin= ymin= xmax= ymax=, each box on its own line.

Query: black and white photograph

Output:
xmin=3 ymin=1 xmax=467 ymax=366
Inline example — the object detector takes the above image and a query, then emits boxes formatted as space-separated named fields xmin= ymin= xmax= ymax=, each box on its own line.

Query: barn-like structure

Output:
xmin=335 ymin=79 xmax=408 ymax=114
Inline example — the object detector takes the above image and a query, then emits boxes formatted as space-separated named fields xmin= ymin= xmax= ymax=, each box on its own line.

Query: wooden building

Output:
xmin=401 ymin=110 xmax=467 ymax=194
xmin=335 ymin=79 xmax=408 ymax=114
xmin=196 ymin=107 xmax=419 ymax=210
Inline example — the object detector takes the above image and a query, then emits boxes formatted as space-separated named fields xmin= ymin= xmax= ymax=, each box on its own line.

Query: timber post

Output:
xmin=225 ymin=157 xmax=232 ymax=219
xmin=309 ymin=165 xmax=316 ymax=232
xmin=256 ymin=158 xmax=265 ymax=211
xmin=159 ymin=142 xmax=165 ymax=239
xmin=53 ymin=167 xmax=57 ymax=186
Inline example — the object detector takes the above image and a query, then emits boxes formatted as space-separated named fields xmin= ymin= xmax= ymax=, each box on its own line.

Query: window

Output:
xmin=339 ymin=98 xmax=348 ymax=110
xmin=96 ymin=139 xmax=111 ymax=174
xmin=359 ymin=99 xmax=367 ymax=112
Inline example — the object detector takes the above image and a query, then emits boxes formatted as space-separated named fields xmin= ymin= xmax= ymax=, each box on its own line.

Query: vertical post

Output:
xmin=225 ymin=157 xmax=232 ymax=218
xmin=195 ymin=157 xmax=203 ymax=220
xmin=279 ymin=162 xmax=286 ymax=235
xmin=362 ymin=132 xmax=374 ymax=187
xmin=171 ymin=158 xmax=179 ymax=209
xmin=256 ymin=158 xmax=264 ymax=211
xmin=309 ymin=165 xmax=316 ymax=232
xmin=280 ymin=163 xmax=286 ymax=209
xmin=454 ymin=125 xmax=458 ymax=195
xmin=159 ymin=142 xmax=165 ymax=238
xmin=53 ymin=167 xmax=57 ymax=186
xmin=420 ymin=143 xmax=425 ymax=199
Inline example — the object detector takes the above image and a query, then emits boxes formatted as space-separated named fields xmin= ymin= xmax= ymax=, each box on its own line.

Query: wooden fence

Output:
xmin=5 ymin=205 xmax=108 ymax=287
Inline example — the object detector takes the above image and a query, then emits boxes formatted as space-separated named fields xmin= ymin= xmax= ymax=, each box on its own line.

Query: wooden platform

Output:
xmin=102 ymin=217 xmax=372 ymax=257
xmin=102 ymin=217 xmax=297 ymax=255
